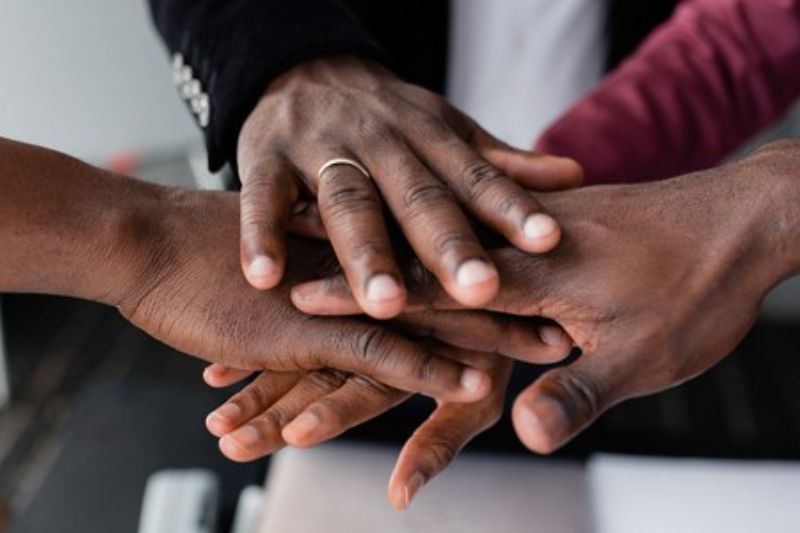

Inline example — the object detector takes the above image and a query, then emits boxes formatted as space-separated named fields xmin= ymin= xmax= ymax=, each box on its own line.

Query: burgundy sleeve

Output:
xmin=536 ymin=0 xmax=800 ymax=184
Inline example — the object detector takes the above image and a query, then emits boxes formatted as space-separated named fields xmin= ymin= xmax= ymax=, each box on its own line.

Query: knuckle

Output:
xmin=347 ymin=238 xmax=390 ymax=263
xmin=313 ymin=397 xmax=348 ymax=426
xmin=460 ymin=159 xmax=504 ymax=202
xmin=242 ymin=172 xmax=281 ymax=195
xmin=359 ymin=121 xmax=398 ymax=150
xmin=353 ymin=327 xmax=394 ymax=367
xmin=321 ymin=175 xmax=377 ymax=217
xmin=259 ymin=408 xmax=287 ymax=430
xmin=402 ymin=181 xmax=454 ymax=212
xmin=550 ymin=369 xmax=603 ymax=424
xmin=424 ymin=438 xmax=459 ymax=470
xmin=239 ymin=382 xmax=270 ymax=410
xmin=412 ymin=352 xmax=437 ymax=385
xmin=431 ymin=230 xmax=476 ymax=257
xmin=350 ymin=374 xmax=403 ymax=398
xmin=307 ymin=369 xmax=348 ymax=391
xmin=495 ymin=191 xmax=533 ymax=220
xmin=414 ymin=116 xmax=454 ymax=145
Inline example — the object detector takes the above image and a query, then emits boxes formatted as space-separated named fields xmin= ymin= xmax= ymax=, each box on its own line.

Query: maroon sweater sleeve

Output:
xmin=536 ymin=0 xmax=800 ymax=184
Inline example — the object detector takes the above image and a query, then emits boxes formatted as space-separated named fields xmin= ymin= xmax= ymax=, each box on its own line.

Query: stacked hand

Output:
xmin=205 ymin=140 xmax=800 ymax=510
xmin=236 ymin=55 xmax=582 ymax=316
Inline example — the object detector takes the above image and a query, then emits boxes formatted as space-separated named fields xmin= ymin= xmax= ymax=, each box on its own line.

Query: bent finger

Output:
xmin=239 ymin=153 xmax=299 ymax=289
xmin=388 ymin=359 xmax=513 ymax=511
xmin=314 ymin=154 xmax=407 ymax=319
xmin=408 ymin=119 xmax=561 ymax=254
xmin=218 ymin=369 xmax=349 ymax=462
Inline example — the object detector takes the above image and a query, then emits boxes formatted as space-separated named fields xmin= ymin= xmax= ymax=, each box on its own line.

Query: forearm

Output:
xmin=537 ymin=0 xmax=800 ymax=185
xmin=0 ymin=138 xmax=157 ymax=305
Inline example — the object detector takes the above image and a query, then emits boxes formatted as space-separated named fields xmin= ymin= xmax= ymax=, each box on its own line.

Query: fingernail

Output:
xmin=520 ymin=395 xmax=572 ymax=454
xmin=365 ymin=274 xmax=403 ymax=303
xmin=207 ymin=403 xmax=241 ymax=430
xmin=460 ymin=368 xmax=488 ymax=394
xmin=538 ymin=325 xmax=563 ymax=347
xmin=523 ymin=214 xmax=557 ymax=242
xmin=248 ymin=255 xmax=277 ymax=282
xmin=285 ymin=411 xmax=320 ymax=439
xmin=456 ymin=260 xmax=497 ymax=289
xmin=291 ymin=282 xmax=320 ymax=303
xmin=227 ymin=425 xmax=260 ymax=449
xmin=404 ymin=471 xmax=426 ymax=508
xmin=292 ymin=200 xmax=310 ymax=214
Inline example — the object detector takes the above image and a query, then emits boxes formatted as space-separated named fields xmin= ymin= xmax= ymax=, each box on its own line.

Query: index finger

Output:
xmin=388 ymin=357 xmax=513 ymax=510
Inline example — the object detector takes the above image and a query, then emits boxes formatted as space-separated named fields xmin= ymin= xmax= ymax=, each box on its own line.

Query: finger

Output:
xmin=281 ymin=376 xmax=408 ymax=448
xmin=353 ymin=138 xmax=499 ymax=307
xmin=511 ymin=350 xmax=623 ymax=454
xmin=337 ymin=244 xmax=560 ymax=321
xmin=292 ymin=275 xmax=573 ymax=364
xmin=287 ymin=200 xmax=327 ymax=240
xmin=239 ymin=153 xmax=299 ymax=290
xmin=219 ymin=369 xmax=349 ymax=462
xmin=205 ymin=372 xmax=300 ymax=438
xmin=314 ymin=155 xmax=407 ymax=319
xmin=298 ymin=320 xmax=492 ymax=403
xmin=292 ymin=272 xmax=439 ymax=317
xmin=396 ymin=312 xmax=572 ymax=364
xmin=203 ymin=363 xmax=253 ymax=388
xmin=407 ymin=119 xmax=562 ymax=254
xmin=468 ymin=123 xmax=584 ymax=191
xmin=292 ymin=274 xmax=373 ymax=315
xmin=387 ymin=359 xmax=513 ymax=511
xmin=387 ymin=405 xmax=493 ymax=511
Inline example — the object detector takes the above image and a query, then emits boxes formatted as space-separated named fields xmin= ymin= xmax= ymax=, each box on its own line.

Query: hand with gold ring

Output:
xmin=237 ymin=55 xmax=583 ymax=318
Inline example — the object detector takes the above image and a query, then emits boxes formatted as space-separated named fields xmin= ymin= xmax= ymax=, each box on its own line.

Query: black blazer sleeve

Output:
xmin=148 ymin=0 xmax=387 ymax=171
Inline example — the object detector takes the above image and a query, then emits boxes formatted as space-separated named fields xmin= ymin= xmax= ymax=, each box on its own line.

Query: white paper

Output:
xmin=588 ymin=454 xmax=800 ymax=533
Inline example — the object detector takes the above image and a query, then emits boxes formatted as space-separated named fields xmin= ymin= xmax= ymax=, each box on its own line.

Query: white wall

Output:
xmin=0 ymin=0 xmax=200 ymax=164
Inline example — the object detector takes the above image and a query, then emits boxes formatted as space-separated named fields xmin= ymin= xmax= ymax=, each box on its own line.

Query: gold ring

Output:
xmin=318 ymin=157 xmax=372 ymax=181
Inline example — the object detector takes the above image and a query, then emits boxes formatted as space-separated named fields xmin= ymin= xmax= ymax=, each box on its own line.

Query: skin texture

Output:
xmin=290 ymin=139 xmax=800 ymax=456
xmin=236 ymin=54 xmax=583 ymax=316
xmin=0 ymin=137 xmax=549 ymax=402
xmin=203 ymin=347 xmax=517 ymax=512
xmin=0 ymin=136 xmax=573 ymax=511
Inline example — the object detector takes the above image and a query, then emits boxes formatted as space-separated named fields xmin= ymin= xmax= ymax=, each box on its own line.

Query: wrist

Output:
xmin=85 ymin=175 xmax=175 ymax=309
xmin=52 ymin=168 xmax=173 ymax=309
xmin=733 ymin=139 xmax=800 ymax=293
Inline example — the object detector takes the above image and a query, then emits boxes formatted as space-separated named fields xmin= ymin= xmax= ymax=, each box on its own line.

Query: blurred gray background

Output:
xmin=2 ymin=2 xmax=800 ymax=532
xmin=0 ymin=0 xmax=199 ymax=165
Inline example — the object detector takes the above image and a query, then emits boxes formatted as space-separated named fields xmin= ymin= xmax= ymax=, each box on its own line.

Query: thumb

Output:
xmin=511 ymin=352 xmax=621 ymax=454
xmin=469 ymin=124 xmax=584 ymax=191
